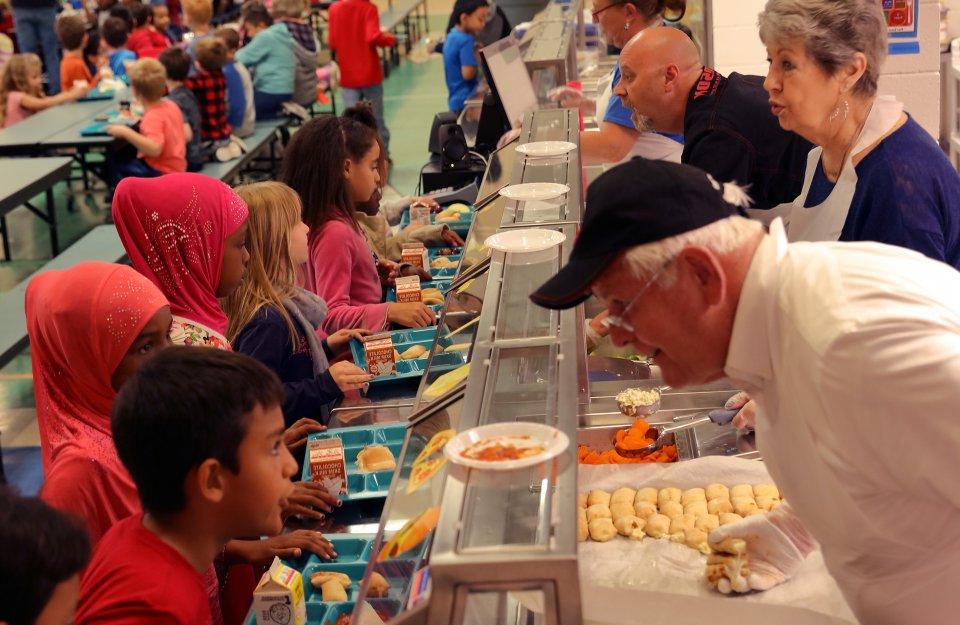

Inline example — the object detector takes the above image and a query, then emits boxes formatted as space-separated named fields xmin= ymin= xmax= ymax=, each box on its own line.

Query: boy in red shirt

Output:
xmin=328 ymin=0 xmax=395 ymax=151
xmin=126 ymin=2 xmax=170 ymax=59
xmin=75 ymin=347 xmax=300 ymax=625
xmin=184 ymin=36 xmax=233 ymax=160
xmin=105 ymin=57 xmax=186 ymax=185
xmin=57 ymin=14 xmax=100 ymax=90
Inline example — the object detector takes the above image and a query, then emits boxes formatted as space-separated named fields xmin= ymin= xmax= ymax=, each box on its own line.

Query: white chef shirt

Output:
xmin=724 ymin=218 xmax=960 ymax=625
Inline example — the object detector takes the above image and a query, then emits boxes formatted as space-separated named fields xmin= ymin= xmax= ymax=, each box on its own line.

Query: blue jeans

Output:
xmin=253 ymin=90 xmax=292 ymax=120
xmin=341 ymin=84 xmax=390 ymax=152
xmin=106 ymin=153 xmax=162 ymax=187
xmin=12 ymin=6 xmax=61 ymax=94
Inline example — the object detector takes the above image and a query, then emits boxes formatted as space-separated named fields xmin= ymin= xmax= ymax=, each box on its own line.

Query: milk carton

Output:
xmin=308 ymin=437 xmax=347 ymax=496
xmin=252 ymin=558 xmax=306 ymax=625
xmin=400 ymin=242 xmax=429 ymax=272
xmin=409 ymin=202 xmax=431 ymax=226
xmin=394 ymin=275 xmax=422 ymax=303
xmin=362 ymin=333 xmax=397 ymax=376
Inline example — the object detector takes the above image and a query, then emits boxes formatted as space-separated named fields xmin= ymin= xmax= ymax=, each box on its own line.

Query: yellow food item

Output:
xmin=609 ymin=502 xmax=634 ymax=523
xmin=444 ymin=343 xmax=470 ymax=353
xmin=644 ymin=513 xmax=671 ymax=539
xmin=446 ymin=202 xmax=471 ymax=213
xmin=587 ymin=490 xmax=611 ymax=507
xmin=614 ymin=516 xmax=646 ymax=540
xmin=367 ymin=572 xmax=390 ymax=598
xmin=610 ymin=487 xmax=636 ymax=505
xmin=422 ymin=363 xmax=470 ymax=399
xmin=588 ymin=518 xmax=617 ymax=542
xmin=310 ymin=572 xmax=351 ymax=589
xmin=708 ymin=498 xmax=734 ymax=515
xmin=435 ymin=212 xmax=459 ymax=222
xmin=321 ymin=579 xmax=348 ymax=602
xmin=681 ymin=488 xmax=706 ymax=505
xmin=658 ymin=487 xmax=681 ymax=507
xmin=695 ymin=514 xmax=720 ymax=532
xmin=718 ymin=512 xmax=744 ymax=526
xmin=356 ymin=445 xmax=397 ymax=472
xmin=730 ymin=484 xmax=753 ymax=499
xmin=659 ymin=501 xmax=683 ymax=519
xmin=705 ymin=484 xmax=730 ymax=501
xmin=753 ymin=484 xmax=780 ymax=500
xmin=585 ymin=504 xmax=612 ymax=522
xmin=430 ymin=256 xmax=457 ymax=269
xmin=633 ymin=501 xmax=658 ymax=520
xmin=400 ymin=344 xmax=427 ymax=360
xmin=635 ymin=487 xmax=658 ymax=506
xmin=684 ymin=501 xmax=708 ymax=517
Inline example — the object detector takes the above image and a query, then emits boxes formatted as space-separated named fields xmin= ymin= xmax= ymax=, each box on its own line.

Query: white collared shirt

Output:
xmin=725 ymin=219 xmax=960 ymax=625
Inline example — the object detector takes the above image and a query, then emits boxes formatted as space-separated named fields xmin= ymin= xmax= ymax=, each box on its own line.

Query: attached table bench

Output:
xmin=0 ymin=157 xmax=73 ymax=260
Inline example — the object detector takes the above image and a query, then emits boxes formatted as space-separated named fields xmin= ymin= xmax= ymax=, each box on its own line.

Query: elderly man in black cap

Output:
xmin=532 ymin=158 xmax=960 ymax=625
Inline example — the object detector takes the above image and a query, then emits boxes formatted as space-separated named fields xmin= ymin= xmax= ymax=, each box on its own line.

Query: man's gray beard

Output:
xmin=630 ymin=108 xmax=654 ymax=133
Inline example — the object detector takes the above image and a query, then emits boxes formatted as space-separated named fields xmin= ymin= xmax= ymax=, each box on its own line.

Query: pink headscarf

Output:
xmin=27 ymin=261 xmax=168 ymax=543
xmin=112 ymin=173 xmax=248 ymax=335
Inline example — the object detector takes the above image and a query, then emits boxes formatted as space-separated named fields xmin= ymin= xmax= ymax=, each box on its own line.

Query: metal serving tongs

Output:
xmin=636 ymin=407 xmax=740 ymax=453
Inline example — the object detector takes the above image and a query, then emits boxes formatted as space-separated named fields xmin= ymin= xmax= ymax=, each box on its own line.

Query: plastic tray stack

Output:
xmin=244 ymin=533 xmax=425 ymax=625
xmin=399 ymin=204 xmax=476 ymax=237
xmin=349 ymin=327 xmax=468 ymax=389
xmin=300 ymin=423 xmax=406 ymax=502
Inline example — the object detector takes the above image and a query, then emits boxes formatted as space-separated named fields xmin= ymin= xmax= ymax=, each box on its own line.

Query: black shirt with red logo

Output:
xmin=682 ymin=67 xmax=813 ymax=210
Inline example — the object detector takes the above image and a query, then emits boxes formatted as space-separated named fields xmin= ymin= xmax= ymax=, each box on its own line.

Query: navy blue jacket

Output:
xmin=233 ymin=306 xmax=341 ymax=425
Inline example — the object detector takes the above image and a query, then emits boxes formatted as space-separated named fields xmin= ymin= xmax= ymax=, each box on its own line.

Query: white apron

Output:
xmin=595 ymin=64 xmax=683 ymax=166
xmin=785 ymin=96 xmax=903 ymax=241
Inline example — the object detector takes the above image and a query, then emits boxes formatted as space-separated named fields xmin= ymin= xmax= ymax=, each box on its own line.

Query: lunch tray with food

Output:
xmin=80 ymin=114 xmax=136 ymax=136
xmin=425 ymin=254 xmax=461 ymax=279
xmin=300 ymin=423 xmax=406 ymax=501
xmin=79 ymin=85 xmax=115 ymax=101
xmin=426 ymin=246 xmax=462 ymax=259
xmin=244 ymin=533 xmax=425 ymax=625
xmin=384 ymin=278 xmax=452 ymax=303
xmin=349 ymin=327 xmax=469 ymax=388
xmin=399 ymin=202 xmax=475 ymax=237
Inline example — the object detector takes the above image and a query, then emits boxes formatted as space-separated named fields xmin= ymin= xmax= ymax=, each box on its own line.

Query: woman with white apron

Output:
xmin=759 ymin=0 xmax=960 ymax=268
xmin=549 ymin=0 xmax=686 ymax=165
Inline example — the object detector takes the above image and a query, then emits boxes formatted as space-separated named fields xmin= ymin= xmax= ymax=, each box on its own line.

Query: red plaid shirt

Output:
xmin=184 ymin=69 xmax=231 ymax=142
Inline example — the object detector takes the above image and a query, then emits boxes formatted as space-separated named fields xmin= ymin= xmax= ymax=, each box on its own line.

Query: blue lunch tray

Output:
xmin=384 ymin=278 xmax=452 ymax=303
xmin=349 ymin=327 xmax=468 ymax=389
xmin=399 ymin=203 xmax=475 ymax=237
xmin=300 ymin=422 xmax=406 ymax=502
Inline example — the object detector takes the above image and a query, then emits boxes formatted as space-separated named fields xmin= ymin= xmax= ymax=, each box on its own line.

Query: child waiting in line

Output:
xmin=126 ymin=1 xmax=169 ymax=58
xmin=0 ymin=54 xmax=87 ymax=128
xmin=101 ymin=16 xmax=137 ymax=81
xmin=74 ymin=347 xmax=309 ymax=625
xmin=442 ymin=0 xmax=489 ymax=114
xmin=271 ymin=0 xmax=319 ymax=108
xmin=184 ymin=37 xmax=234 ymax=160
xmin=280 ymin=116 xmax=436 ymax=332
xmin=214 ymin=26 xmax=255 ymax=138
xmin=182 ymin=0 xmax=213 ymax=75
xmin=236 ymin=1 xmax=294 ymax=119
xmin=105 ymin=57 xmax=186 ymax=184
xmin=328 ymin=0 xmax=395 ymax=149
xmin=159 ymin=46 xmax=204 ymax=171
xmin=0 ymin=489 xmax=90 ymax=625
xmin=57 ymin=14 xmax=101 ymax=90
xmin=225 ymin=181 xmax=372 ymax=426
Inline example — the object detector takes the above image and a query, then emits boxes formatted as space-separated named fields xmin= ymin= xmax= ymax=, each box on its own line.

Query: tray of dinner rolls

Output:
xmin=244 ymin=533 xmax=426 ymax=625
xmin=301 ymin=423 xmax=406 ymax=502
xmin=348 ymin=327 xmax=469 ymax=389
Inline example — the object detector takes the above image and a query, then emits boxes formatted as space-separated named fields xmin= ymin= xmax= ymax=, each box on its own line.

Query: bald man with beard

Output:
xmin=614 ymin=27 xmax=812 ymax=210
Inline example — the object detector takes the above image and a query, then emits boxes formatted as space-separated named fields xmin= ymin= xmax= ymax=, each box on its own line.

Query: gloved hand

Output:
xmin=724 ymin=391 xmax=757 ymax=431
xmin=706 ymin=503 xmax=816 ymax=594
xmin=547 ymin=85 xmax=585 ymax=108
xmin=497 ymin=127 xmax=522 ymax=149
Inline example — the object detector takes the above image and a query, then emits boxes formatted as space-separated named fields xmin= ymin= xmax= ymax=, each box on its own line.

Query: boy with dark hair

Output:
xmin=152 ymin=3 xmax=180 ymax=43
xmin=75 ymin=347 xmax=300 ymax=625
xmin=0 ymin=488 xmax=91 ymax=625
xmin=236 ymin=1 xmax=295 ymax=119
xmin=101 ymin=16 xmax=137 ymax=81
xmin=58 ymin=14 xmax=101 ymax=90
xmin=126 ymin=1 xmax=170 ymax=58
xmin=214 ymin=26 xmax=255 ymax=138
xmin=159 ymin=46 xmax=204 ymax=171
xmin=184 ymin=37 xmax=234 ymax=160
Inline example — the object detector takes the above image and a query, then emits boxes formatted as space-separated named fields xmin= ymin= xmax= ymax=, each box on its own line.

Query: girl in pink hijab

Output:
xmin=112 ymin=173 xmax=251 ymax=349
xmin=29 ymin=261 xmax=171 ymax=544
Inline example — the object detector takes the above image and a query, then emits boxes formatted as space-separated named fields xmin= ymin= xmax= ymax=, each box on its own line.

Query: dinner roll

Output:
xmin=633 ymin=501 xmax=658 ymax=520
xmin=614 ymin=516 xmax=646 ymax=540
xmin=586 ymin=504 xmax=612 ymax=522
xmin=588 ymin=518 xmax=617 ymax=542
xmin=644 ymin=513 xmax=671 ymax=538
xmin=730 ymin=484 xmax=753 ymax=500
xmin=611 ymin=487 xmax=636 ymax=505
xmin=658 ymin=487 xmax=682 ymax=507
xmin=707 ymin=498 xmax=733 ymax=515
xmin=587 ymin=490 xmax=611 ymax=507
xmin=659 ymin=501 xmax=684 ymax=519
xmin=635 ymin=487 xmax=659 ymax=506
xmin=705 ymin=484 xmax=729 ymax=501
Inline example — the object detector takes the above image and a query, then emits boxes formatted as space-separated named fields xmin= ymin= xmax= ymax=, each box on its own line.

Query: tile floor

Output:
xmin=0 ymin=12 xmax=455 ymax=492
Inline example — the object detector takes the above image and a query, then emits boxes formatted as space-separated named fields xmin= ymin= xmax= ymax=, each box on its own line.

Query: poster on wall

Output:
xmin=883 ymin=0 xmax=920 ymax=55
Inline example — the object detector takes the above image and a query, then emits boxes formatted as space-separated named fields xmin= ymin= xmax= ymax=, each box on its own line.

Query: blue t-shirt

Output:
xmin=804 ymin=115 xmax=960 ymax=269
xmin=109 ymin=48 xmax=137 ymax=81
xmin=443 ymin=28 xmax=478 ymax=112
xmin=605 ymin=62 xmax=684 ymax=143
xmin=222 ymin=60 xmax=247 ymax=130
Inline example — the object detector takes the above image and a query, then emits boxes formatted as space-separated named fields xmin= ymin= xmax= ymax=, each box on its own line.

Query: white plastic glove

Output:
xmin=724 ymin=391 xmax=757 ymax=431
xmin=496 ymin=127 xmax=522 ymax=149
xmin=706 ymin=503 xmax=816 ymax=594
xmin=547 ymin=85 xmax=585 ymax=108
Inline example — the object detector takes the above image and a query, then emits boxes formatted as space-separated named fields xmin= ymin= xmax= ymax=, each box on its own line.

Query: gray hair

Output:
xmin=270 ymin=0 xmax=306 ymax=18
xmin=758 ymin=0 xmax=887 ymax=98
xmin=623 ymin=216 xmax=763 ymax=286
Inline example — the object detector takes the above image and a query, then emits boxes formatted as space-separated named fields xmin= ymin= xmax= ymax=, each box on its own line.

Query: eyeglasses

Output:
xmin=591 ymin=1 xmax=624 ymax=21
xmin=604 ymin=260 xmax=673 ymax=333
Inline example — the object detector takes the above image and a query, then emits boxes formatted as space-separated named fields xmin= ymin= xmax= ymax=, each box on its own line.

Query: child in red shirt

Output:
xmin=327 ymin=0 xmax=395 ymax=150
xmin=184 ymin=37 xmax=232 ymax=159
xmin=106 ymin=57 xmax=186 ymax=185
xmin=57 ymin=14 xmax=101 ymax=90
xmin=126 ymin=1 xmax=170 ymax=59
xmin=75 ymin=347 xmax=300 ymax=625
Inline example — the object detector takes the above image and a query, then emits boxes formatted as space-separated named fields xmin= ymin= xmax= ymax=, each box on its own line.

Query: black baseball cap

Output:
xmin=530 ymin=158 xmax=748 ymax=309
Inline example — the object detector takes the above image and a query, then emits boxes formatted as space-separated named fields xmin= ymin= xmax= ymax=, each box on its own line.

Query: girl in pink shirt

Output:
xmin=0 ymin=54 xmax=87 ymax=128
xmin=280 ymin=115 xmax=435 ymax=333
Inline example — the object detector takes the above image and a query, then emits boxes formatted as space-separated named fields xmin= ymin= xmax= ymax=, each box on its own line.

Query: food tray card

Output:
xmin=577 ymin=457 xmax=856 ymax=624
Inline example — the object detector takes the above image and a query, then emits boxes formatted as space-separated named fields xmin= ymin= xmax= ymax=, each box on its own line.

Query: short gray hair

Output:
xmin=758 ymin=0 xmax=887 ymax=98
xmin=623 ymin=216 xmax=763 ymax=286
